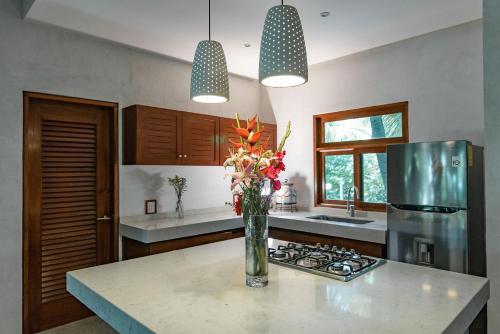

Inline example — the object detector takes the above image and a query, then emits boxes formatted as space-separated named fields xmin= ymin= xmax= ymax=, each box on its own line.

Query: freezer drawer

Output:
xmin=387 ymin=204 xmax=468 ymax=273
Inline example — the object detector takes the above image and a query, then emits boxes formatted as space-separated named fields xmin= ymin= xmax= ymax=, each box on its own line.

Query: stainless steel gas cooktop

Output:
xmin=268 ymin=240 xmax=386 ymax=282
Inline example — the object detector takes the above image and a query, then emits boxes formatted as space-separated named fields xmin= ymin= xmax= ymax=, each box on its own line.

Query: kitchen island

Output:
xmin=67 ymin=238 xmax=489 ymax=334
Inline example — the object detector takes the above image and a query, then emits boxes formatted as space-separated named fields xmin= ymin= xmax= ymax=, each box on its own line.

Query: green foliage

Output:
xmin=168 ymin=175 xmax=187 ymax=201
xmin=324 ymin=113 xmax=402 ymax=143
xmin=323 ymin=113 xmax=399 ymax=204
xmin=362 ymin=153 xmax=387 ymax=203
xmin=325 ymin=155 xmax=353 ymax=201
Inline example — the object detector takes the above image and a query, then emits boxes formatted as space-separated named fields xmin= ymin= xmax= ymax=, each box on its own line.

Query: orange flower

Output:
xmin=246 ymin=143 xmax=261 ymax=155
xmin=247 ymin=131 xmax=262 ymax=145
xmin=247 ymin=115 xmax=258 ymax=132
xmin=232 ymin=125 xmax=249 ymax=139
xmin=228 ymin=139 xmax=244 ymax=149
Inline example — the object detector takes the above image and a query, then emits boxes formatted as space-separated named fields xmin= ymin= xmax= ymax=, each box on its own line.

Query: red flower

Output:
xmin=233 ymin=194 xmax=242 ymax=216
xmin=276 ymin=161 xmax=285 ymax=172
xmin=272 ymin=180 xmax=282 ymax=191
xmin=265 ymin=166 xmax=279 ymax=179
xmin=275 ymin=150 xmax=286 ymax=161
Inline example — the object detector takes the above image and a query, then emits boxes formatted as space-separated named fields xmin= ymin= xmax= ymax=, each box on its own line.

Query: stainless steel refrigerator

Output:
xmin=387 ymin=140 xmax=485 ymax=277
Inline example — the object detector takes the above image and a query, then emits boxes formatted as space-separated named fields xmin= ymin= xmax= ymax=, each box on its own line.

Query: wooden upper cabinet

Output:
xmin=123 ymin=105 xmax=276 ymax=166
xmin=123 ymin=105 xmax=182 ymax=165
xmin=182 ymin=112 xmax=220 ymax=166
xmin=219 ymin=117 xmax=277 ymax=166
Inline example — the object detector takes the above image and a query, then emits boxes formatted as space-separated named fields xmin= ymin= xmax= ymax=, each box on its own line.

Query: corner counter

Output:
xmin=120 ymin=207 xmax=388 ymax=259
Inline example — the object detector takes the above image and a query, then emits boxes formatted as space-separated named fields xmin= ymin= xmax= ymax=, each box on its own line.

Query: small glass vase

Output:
xmin=175 ymin=199 xmax=184 ymax=219
xmin=245 ymin=214 xmax=269 ymax=288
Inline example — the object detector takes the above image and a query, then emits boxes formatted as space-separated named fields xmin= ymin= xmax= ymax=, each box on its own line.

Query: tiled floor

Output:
xmin=37 ymin=316 xmax=117 ymax=334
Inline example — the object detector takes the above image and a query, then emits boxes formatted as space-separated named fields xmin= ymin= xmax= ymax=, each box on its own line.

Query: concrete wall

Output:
xmin=0 ymin=0 xmax=271 ymax=331
xmin=483 ymin=0 xmax=500 ymax=332
xmin=267 ymin=21 xmax=484 ymax=209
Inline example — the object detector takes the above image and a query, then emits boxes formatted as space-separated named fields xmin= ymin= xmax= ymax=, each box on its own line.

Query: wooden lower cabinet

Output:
xmin=123 ymin=227 xmax=386 ymax=260
xmin=122 ymin=228 xmax=244 ymax=260
xmin=269 ymin=227 xmax=387 ymax=258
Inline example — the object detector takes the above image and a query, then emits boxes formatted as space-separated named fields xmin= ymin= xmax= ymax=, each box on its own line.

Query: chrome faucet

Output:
xmin=346 ymin=186 xmax=360 ymax=217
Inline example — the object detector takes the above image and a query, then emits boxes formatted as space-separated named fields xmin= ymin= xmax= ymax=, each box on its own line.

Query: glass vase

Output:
xmin=175 ymin=199 xmax=184 ymax=219
xmin=245 ymin=214 xmax=269 ymax=288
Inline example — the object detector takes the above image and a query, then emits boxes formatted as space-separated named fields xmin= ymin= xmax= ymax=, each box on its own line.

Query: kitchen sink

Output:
xmin=306 ymin=215 xmax=374 ymax=224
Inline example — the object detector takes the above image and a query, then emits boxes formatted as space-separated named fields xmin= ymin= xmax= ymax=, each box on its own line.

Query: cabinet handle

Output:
xmin=184 ymin=154 xmax=187 ymax=158
xmin=178 ymin=154 xmax=182 ymax=158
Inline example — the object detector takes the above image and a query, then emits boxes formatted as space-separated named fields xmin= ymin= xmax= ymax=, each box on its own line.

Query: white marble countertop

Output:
xmin=67 ymin=238 xmax=489 ymax=334
xmin=120 ymin=208 xmax=242 ymax=243
xmin=120 ymin=207 xmax=387 ymax=244
xmin=269 ymin=208 xmax=387 ymax=244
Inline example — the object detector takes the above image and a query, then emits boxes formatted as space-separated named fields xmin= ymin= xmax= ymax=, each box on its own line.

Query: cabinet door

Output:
xmin=219 ymin=118 xmax=247 ymax=165
xmin=182 ymin=113 xmax=220 ymax=166
xmin=261 ymin=122 xmax=277 ymax=152
xmin=135 ymin=106 xmax=182 ymax=165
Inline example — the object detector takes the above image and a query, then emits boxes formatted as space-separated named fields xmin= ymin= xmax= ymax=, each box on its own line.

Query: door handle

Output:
xmin=96 ymin=215 xmax=112 ymax=222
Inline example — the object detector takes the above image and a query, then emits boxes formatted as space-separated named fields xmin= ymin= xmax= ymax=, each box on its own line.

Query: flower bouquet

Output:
xmin=224 ymin=114 xmax=291 ymax=287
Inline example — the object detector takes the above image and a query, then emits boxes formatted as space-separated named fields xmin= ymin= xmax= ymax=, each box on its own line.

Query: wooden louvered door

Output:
xmin=23 ymin=93 xmax=118 ymax=333
xmin=182 ymin=112 xmax=220 ymax=165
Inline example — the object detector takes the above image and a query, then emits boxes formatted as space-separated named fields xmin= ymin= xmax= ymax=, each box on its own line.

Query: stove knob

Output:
xmin=332 ymin=246 xmax=338 ymax=251
xmin=350 ymin=248 xmax=356 ymax=254
xmin=324 ymin=244 xmax=330 ymax=250
xmin=341 ymin=247 xmax=347 ymax=253
xmin=316 ymin=243 xmax=321 ymax=249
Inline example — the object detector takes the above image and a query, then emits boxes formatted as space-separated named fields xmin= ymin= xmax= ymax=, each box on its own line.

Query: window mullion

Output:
xmin=353 ymin=151 xmax=361 ymax=207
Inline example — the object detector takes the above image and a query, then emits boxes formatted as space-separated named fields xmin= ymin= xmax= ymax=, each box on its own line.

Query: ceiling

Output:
xmin=26 ymin=0 xmax=482 ymax=79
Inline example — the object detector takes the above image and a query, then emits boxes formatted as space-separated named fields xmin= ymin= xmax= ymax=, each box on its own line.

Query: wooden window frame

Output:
xmin=313 ymin=102 xmax=409 ymax=212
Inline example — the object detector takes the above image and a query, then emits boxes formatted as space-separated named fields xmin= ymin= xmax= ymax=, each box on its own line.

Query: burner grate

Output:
xmin=268 ymin=240 xmax=386 ymax=282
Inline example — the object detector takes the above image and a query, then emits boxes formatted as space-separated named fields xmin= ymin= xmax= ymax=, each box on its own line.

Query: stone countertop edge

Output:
xmin=66 ymin=273 xmax=155 ymax=334
xmin=120 ymin=209 xmax=387 ymax=245
xmin=443 ymin=279 xmax=489 ymax=334
xmin=66 ymin=238 xmax=489 ymax=334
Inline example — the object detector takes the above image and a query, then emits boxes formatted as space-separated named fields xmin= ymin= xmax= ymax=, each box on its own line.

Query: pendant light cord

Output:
xmin=208 ymin=0 xmax=211 ymax=40
xmin=281 ymin=0 xmax=284 ymax=5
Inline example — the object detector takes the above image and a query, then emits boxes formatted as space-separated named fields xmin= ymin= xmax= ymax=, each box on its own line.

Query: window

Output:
xmin=314 ymin=102 xmax=408 ymax=211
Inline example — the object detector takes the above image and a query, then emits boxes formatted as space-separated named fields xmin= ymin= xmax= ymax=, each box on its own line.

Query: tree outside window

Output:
xmin=314 ymin=102 xmax=408 ymax=211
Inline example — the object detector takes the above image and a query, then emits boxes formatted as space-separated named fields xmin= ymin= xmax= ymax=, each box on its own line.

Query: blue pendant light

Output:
xmin=259 ymin=0 xmax=308 ymax=88
xmin=190 ymin=0 xmax=229 ymax=103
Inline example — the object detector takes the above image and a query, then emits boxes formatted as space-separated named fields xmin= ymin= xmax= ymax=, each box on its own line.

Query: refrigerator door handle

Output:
xmin=389 ymin=204 xmax=462 ymax=215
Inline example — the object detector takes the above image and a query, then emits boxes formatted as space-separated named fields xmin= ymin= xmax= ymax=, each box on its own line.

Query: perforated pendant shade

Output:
xmin=259 ymin=4 xmax=308 ymax=88
xmin=190 ymin=40 xmax=230 ymax=103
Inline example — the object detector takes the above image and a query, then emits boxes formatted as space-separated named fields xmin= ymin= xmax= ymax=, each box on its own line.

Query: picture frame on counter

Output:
xmin=145 ymin=199 xmax=157 ymax=215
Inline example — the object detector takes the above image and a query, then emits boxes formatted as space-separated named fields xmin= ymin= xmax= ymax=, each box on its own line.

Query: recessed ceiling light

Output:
xmin=320 ymin=11 xmax=330 ymax=18
xmin=244 ymin=43 xmax=251 ymax=48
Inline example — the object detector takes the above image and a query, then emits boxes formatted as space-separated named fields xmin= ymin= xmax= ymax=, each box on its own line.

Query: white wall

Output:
xmin=266 ymin=21 xmax=484 ymax=209
xmin=483 ymin=0 xmax=500 ymax=332
xmin=0 ymin=0 xmax=271 ymax=331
